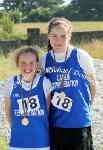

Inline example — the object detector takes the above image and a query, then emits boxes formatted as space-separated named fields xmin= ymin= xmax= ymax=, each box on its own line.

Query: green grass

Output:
xmin=13 ymin=21 xmax=103 ymax=33
xmin=72 ymin=21 xmax=103 ymax=32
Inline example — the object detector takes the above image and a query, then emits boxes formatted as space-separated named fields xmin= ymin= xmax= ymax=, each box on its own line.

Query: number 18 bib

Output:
xmin=51 ymin=92 xmax=73 ymax=112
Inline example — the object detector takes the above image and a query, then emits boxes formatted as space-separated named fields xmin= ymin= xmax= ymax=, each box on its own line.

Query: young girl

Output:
xmin=1 ymin=46 xmax=52 ymax=150
xmin=40 ymin=17 xmax=97 ymax=150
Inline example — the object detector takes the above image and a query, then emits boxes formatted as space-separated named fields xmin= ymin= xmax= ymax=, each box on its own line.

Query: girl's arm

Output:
xmin=87 ymin=74 xmax=97 ymax=106
xmin=5 ymin=97 xmax=11 ymax=126
xmin=46 ymin=93 xmax=51 ymax=114
xmin=77 ymin=49 xmax=97 ymax=105
xmin=43 ymin=77 xmax=52 ymax=114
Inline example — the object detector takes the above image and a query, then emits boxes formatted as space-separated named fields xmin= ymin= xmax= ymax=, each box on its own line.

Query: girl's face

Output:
xmin=17 ymin=52 xmax=39 ymax=81
xmin=48 ymin=25 xmax=70 ymax=53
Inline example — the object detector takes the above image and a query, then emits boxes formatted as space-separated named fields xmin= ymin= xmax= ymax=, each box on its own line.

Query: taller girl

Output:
xmin=40 ymin=17 xmax=96 ymax=150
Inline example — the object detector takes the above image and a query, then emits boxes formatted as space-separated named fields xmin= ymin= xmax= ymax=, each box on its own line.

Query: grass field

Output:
xmin=76 ymin=39 xmax=103 ymax=59
xmin=12 ymin=21 xmax=103 ymax=33
xmin=0 ymin=21 xmax=103 ymax=39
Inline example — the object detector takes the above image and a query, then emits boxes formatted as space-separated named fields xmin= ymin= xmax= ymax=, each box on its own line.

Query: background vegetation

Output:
xmin=0 ymin=21 xmax=103 ymax=40
xmin=0 ymin=0 xmax=103 ymax=23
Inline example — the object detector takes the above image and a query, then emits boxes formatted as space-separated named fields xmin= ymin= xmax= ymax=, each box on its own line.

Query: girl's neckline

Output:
xmin=19 ymin=74 xmax=37 ymax=83
xmin=50 ymin=45 xmax=74 ymax=62
xmin=16 ymin=73 xmax=41 ymax=90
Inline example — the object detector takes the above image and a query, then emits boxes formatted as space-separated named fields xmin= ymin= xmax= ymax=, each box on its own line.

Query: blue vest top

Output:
xmin=10 ymin=75 xmax=49 ymax=148
xmin=45 ymin=48 xmax=91 ymax=128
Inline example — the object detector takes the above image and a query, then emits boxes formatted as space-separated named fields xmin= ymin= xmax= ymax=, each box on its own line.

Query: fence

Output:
xmin=0 ymin=28 xmax=103 ymax=54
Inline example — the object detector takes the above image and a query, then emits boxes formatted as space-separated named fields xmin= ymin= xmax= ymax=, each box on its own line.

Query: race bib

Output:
xmin=51 ymin=92 xmax=72 ymax=112
xmin=17 ymin=95 xmax=40 ymax=114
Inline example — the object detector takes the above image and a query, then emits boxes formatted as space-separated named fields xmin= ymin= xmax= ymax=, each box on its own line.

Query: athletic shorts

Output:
xmin=50 ymin=126 xmax=94 ymax=150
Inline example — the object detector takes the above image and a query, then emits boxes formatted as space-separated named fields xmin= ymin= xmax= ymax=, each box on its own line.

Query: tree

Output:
xmin=53 ymin=5 xmax=65 ymax=16
xmin=69 ymin=0 xmax=103 ymax=20
xmin=1 ymin=13 xmax=14 ymax=34
xmin=9 ymin=9 xmax=22 ymax=23
xmin=27 ymin=7 xmax=52 ymax=22
xmin=1 ymin=0 xmax=65 ymax=17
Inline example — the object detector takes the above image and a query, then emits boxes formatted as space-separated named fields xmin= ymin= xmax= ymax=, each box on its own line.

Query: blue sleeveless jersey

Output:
xmin=10 ymin=75 xmax=49 ymax=148
xmin=45 ymin=48 xmax=91 ymax=128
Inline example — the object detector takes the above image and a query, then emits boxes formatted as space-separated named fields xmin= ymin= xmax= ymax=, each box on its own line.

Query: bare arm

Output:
xmin=5 ymin=97 xmax=11 ymax=126
xmin=43 ymin=77 xmax=52 ymax=114
xmin=46 ymin=93 xmax=51 ymax=114
xmin=87 ymin=74 xmax=97 ymax=106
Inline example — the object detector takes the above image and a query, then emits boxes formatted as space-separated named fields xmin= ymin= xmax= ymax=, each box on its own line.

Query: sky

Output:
xmin=65 ymin=0 xmax=71 ymax=5
xmin=0 ymin=0 xmax=71 ymax=5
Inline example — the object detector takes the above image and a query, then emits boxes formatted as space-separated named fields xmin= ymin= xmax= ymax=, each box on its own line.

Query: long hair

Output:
xmin=47 ymin=17 xmax=72 ymax=52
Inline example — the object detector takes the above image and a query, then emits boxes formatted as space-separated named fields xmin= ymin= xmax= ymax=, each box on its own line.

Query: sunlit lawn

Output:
xmin=0 ymin=21 xmax=103 ymax=40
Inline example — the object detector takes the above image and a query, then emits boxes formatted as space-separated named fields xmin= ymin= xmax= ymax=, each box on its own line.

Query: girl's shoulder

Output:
xmin=40 ymin=53 xmax=50 ymax=71
xmin=2 ymin=75 xmax=15 ymax=87
xmin=68 ymin=46 xmax=92 ymax=63
xmin=39 ymin=73 xmax=52 ymax=85
xmin=40 ymin=51 xmax=52 ymax=64
xmin=0 ymin=75 xmax=19 ymax=97
xmin=5 ymin=75 xmax=19 ymax=85
xmin=77 ymin=48 xmax=91 ymax=58
xmin=76 ymin=48 xmax=95 ymax=75
xmin=77 ymin=48 xmax=93 ymax=66
xmin=43 ymin=76 xmax=52 ymax=84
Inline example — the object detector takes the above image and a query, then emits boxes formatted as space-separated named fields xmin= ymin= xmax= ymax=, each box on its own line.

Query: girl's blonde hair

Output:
xmin=13 ymin=46 xmax=39 ymax=64
xmin=47 ymin=17 xmax=72 ymax=51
